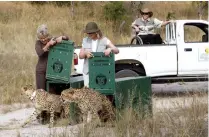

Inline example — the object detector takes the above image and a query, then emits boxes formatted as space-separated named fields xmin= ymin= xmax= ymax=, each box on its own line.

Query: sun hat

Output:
xmin=140 ymin=8 xmax=153 ymax=17
xmin=83 ymin=22 xmax=100 ymax=33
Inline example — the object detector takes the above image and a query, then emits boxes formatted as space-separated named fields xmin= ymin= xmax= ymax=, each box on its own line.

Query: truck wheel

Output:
xmin=115 ymin=69 xmax=139 ymax=79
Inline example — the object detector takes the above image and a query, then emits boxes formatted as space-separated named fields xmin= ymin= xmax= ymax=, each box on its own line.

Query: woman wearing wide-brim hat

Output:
xmin=79 ymin=22 xmax=119 ymax=87
xmin=131 ymin=8 xmax=171 ymax=44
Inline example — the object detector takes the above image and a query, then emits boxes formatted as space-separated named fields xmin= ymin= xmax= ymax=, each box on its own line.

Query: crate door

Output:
xmin=46 ymin=40 xmax=74 ymax=83
xmin=89 ymin=52 xmax=115 ymax=95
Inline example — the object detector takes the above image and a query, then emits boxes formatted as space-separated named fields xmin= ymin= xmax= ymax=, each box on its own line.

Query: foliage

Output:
xmin=103 ymin=2 xmax=126 ymax=23
xmin=79 ymin=1 xmax=92 ymax=5
xmin=192 ymin=1 xmax=208 ymax=19
xmin=192 ymin=1 xmax=208 ymax=10
xmin=128 ymin=1 xmax=145 ymax=16
xmin=30 ymin=1 xmax=48 ymax=5
xmin=166 ymin=12 xmax=176 ymax=21
xmin=30 ymin=1 xmax=72 ymax=7
xmin=103 ymin=2 xmax=127 ymax=33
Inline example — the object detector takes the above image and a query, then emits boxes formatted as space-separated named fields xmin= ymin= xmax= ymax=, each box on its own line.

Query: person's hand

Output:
xmin=169 ymin=20 xmax=174 ymax=23
xmin=135 ymin=27 xmax=140 ymax=32
xmin=85 ymin=51 xmax=94 ymax=59
xmin=104 ymin=48 xmax=112 ymax=56
xmin=43 ymin=39 xmax=56 ymax=52
xmin=48 ymin=39 xmax=57 ymax=46
xmin=56 ymin=36 xmax=63 ymax=43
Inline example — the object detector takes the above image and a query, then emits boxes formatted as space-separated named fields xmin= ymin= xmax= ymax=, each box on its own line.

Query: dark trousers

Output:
xmin=36 ymin=71 xmax=46 ymax=90
xmin=36 ymin=71 xmax=58 ymax=94
xmin=139 ymin=34 xmax=163 ymax=44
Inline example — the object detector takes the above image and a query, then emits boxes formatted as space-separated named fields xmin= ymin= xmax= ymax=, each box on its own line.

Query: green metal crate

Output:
xmin=46 ymin=40 xmax=74 ymax=83
xmin=46 ymin=76 xmax=84 ymax=92
xmin=115 ymin=77 xmax=152 ymax=116
xmin=46 ymin=76 xmax=84 ymax=124
xmin=45 ymin=40 xmax=84 ymax=124
xmin=89 ymin=52 xmax=115 ymax=95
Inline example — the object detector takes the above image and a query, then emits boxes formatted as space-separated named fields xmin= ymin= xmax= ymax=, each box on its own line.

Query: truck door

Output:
xmin=177 ymin=21 xmax=209 ymax=75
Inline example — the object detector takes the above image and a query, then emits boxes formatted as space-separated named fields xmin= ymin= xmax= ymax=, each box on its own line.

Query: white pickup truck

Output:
xmin=73 ymin=20 xmax=209 ymax=82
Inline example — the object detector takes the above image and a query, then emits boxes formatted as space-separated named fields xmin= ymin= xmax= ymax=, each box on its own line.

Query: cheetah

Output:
xmin=60 ymin=87 xmax=115 ymax=125
xmin=21 ymin=85 xmax=70 ymax=128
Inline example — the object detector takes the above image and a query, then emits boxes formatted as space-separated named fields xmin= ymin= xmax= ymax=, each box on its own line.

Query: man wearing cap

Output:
xmin=79 ymin=22 xmax=119 ymax=87
xmin=131 ymin=8 xmax=171 ymax=44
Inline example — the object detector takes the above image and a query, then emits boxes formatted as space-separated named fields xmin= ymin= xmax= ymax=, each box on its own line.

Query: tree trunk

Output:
xmin=119 ymin=21 xmax=125 ymax=34
xmin=70 ymin=1 xmax=74 ymax=20
xmin=197 ymin=1 xmax=203 ymax=20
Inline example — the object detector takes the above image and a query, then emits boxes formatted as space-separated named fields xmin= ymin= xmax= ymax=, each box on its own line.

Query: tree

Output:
xmin=129 ymin=1 xmax=145 ymax=19
xmin=70 ymin=1 xmax=74 ymax=19
xmin=192 ymin=1 xmax=208 ymax=19
xmin=103 ymin=2 xmax=126 ymax=33
xmin=103 ymin=2 xmax=126 ymax=24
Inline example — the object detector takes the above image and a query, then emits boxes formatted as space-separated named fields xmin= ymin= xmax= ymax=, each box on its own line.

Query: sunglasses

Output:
xmin=142 ymin=12 xmax=149 ymax=15
xmin=87 ymin=32 xmax=95 ymax=35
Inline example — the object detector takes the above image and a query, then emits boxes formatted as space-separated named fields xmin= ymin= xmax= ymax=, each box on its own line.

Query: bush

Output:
xmin=30 ymin=1 xmax=48 ymax=5
xmin=30 ymin=1 xmax=72 ymax=7
xmin=103 ymin=2 xmax=126 ymax=23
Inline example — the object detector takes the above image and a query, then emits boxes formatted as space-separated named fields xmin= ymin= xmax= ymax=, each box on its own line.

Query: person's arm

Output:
xmin=161 ymin=20 xmax=171 ymax=27
xmin=131 ymin=20 xmax=139 ymax=29
xmin=154 ymin=18 xmax=171 ymax=28
xmin=104 ymin=39 xmax=119 ymax=56
xmin=107 ymin=41 xmax=119 ymax=54
xmin=79 ymin=40 xmax=94 ymax=59
xmin=55 ymin=35 xmax=70 ymax=43
xmin=62 ymin=35 xmax=69 ymax=40
xmin=79 ymin=48 xmax=93 ymax=59
xmin=35 ymin=41 xmax=50 ymax=57
xmin=79 ymin=48 xmax=87 ymax=59
xmin=131 ymin=20 xmax=141 ymax=33
xmin=42 ymin=44 xmax=50 ymax=52
xmin=35 ymin=39 xmax=57 ymax=57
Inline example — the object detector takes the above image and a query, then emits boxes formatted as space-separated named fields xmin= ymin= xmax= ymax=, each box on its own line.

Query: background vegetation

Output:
xmin=0 ymin=1 xmax=208 ymax=55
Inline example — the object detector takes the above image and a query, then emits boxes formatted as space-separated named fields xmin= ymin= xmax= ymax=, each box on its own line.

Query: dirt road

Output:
xmin=152 ymin=81 xmax=208 ymax=93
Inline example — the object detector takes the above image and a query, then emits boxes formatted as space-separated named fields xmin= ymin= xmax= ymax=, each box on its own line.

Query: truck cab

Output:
xmin=175 ymin=20 xmax=208 ymax=76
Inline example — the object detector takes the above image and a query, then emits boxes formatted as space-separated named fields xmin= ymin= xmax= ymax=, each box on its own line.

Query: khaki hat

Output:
xmin=37 ymin=24 xmax=50 ymax=39
xmin=140 ymin=8 xmax=153 ymax=17
xmin=83 ymin=22 xmax=100 ymax=33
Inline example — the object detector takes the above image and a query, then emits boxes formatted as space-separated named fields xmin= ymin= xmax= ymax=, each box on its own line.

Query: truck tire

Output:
xmin=115 ymin=69 xmax=139 ymax=79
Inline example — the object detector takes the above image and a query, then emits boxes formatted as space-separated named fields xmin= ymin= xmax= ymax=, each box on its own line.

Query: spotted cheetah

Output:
xmin=60 ymin=87 xmax=115 ymax=125
xmin=21 ymin=85 xmax=70 ymax=128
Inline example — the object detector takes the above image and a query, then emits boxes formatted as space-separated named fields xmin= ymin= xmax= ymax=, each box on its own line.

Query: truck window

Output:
xmin=184 ymin=23 xmax=208 ymax=43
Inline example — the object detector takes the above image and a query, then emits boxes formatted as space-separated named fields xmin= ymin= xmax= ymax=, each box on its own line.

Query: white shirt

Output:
xmin=92 ymin=39 xmax=98 ymax=52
